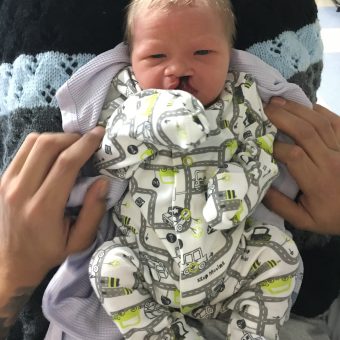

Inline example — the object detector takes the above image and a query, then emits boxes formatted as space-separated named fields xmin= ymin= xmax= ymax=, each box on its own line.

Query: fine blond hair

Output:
xmin=125 ymin=0 xmax=236 ymax=48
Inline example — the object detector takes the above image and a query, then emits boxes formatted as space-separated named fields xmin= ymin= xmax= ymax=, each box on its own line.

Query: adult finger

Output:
xmin=314 ymin=103 xmax=339 ymax=122
xmin=273 ymin=141 xmax=318 ymax=195
xmin=66 ymin=178 xmax=109 ymax=255
xmin=266 ymin=99 xmax=338 ymax=162
xmin=272 ymin=98 xmax=339 ymax=151
xmin=2 ymin=133 xmax=39 ymax=179
xmin=265 ymin=103 xmax=328 ymax=164
xmin=263 ymin=188 xmax=316 ymax=232
xmin=36 ymin=127 xmax=105 ymax=209
xmin=18 ymin=133 xmax=81 ymax=195
xmin=314 ymin=104 xmax=340 ymax=144
xmin=272 ymin=99 xmax=339 ymax=150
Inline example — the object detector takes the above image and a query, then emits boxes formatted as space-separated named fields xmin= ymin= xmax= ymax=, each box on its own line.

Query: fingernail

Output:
xmin=271 ymin=97 xmax=286 ymax=106
xmin=97 ymin=178 xmax=109 ymax=199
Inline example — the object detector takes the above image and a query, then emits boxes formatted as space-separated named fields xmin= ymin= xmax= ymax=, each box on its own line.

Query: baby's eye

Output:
xmin=194 ymin=50 xmax=210 ymax=56
xmin=150 ymin=53 xmax=166 ymax=59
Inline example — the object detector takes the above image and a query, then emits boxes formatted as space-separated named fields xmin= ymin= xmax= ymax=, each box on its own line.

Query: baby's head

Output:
xmin=125 ymin=0 xmax=235 ymax=49
xmin=125 ymin=0 xmax=236 ymax=106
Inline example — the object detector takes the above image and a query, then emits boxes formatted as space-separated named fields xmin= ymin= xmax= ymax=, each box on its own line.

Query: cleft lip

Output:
xmin=167 ymin=78 xmax=180 ymax=90
xmin=176 ymin=76 xmax=197 ymax=97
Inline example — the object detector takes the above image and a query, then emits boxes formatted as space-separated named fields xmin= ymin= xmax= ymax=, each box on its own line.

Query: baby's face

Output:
xmin=130 ymin=4 xmax=230 ymax=106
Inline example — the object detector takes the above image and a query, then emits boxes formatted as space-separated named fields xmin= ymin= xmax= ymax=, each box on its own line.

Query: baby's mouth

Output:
xmin=176 ymin=76 xmax=197 ymax=96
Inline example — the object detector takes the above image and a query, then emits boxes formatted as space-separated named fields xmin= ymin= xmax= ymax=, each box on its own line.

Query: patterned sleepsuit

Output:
xmin=89 ymin=67 xmax=301 ymax=340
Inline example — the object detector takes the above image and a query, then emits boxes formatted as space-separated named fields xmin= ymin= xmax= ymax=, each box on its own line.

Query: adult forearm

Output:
xmin=0 ymin=128 xmax=108 ymax=339
xmin=0 ymin=284 xmax=35 ymax=339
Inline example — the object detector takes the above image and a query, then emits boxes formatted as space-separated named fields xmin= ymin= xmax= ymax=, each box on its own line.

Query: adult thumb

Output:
xmin=66 ymin=178 xmax=109 ymax=255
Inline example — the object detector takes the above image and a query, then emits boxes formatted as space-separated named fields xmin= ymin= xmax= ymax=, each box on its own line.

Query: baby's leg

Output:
xmin=89 ymin=241 xmax=204 ymax=339
xmin=218 ymin=222 xmax=301 ymax=340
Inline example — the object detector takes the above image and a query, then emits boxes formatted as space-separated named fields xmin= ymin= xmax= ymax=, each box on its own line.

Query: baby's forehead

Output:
xmin=132 ymin=1 xmax=225 ymax=28
xmin=127 ymin=0 xmax=234 ymax=47
xmin=132 ymin=0 xmax=223 ymax=15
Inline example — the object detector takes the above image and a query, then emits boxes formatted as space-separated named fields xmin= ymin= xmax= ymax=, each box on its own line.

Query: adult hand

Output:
xmin=0 ymin=127 xmax=108 ymax=290
xmin=263 ymin=98 xmax=340 ymax=235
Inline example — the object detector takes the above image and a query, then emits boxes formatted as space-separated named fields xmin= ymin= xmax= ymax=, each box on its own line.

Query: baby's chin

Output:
xmin=200 ymin=95 xmax=220 ymax=107
xmin=190 ymin=90 xmax=219 ymax=107
xmin=180 ymin=89 xmax=217 ymax=107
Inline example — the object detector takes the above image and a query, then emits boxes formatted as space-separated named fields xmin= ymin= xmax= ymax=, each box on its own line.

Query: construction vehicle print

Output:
xmin=191 ymin=305 xmax=215 ymax=319
xmin=140 ymin=253 xmax=169 ymax=281
xmin=100 ymin=276 xmax=133 ymax=298
xmin=250 ymin=226 xmax=272 ymax=242
xmin=102 ymin=276 xmax=120 ymax=288
xmin=180 ymin=302 xmax=201 ymax=315
xmin=173 ymin=245 xmax=182 ymax=264
xmin=212 ymin=280 xmax=226 ymax=296
xmin=243 ymin=74 xmax=254 ymax=89
xmin=135 ymin=121 xmax=153 ymax=141
xmin=218 ymin=114 xmax=229 ymax=129
xmin=120 ymin=216 xmax=138 ymax=236
xmin=250 ymin=259 xmax=279 ymax=278
xmin=140 ymin=148 xmax=155 ymax=161
xmin=152 ymin=329 xmax=174 ymax=340
xmin=233 ymin=74 xmax=255 ymax=105
xmin=124 ymin=78 xmax=139 ymax=97
xmin=225 ymin=139 xmax=238 ymax=155
xmin=125 ymin=142 xmax=155 ymax=161
xmin=236 ymin=320 xmax=265 ymax=340
xmin=181 ymin=156 xmax=193 ymax=167
xmin=217 ymin=190 xmax=241 ymax=212
xmin=260 ymin=276 xmax=293 ymax=295
xmin=112 ymin=306 xmax=141 ymax=329
xmin=191 ymin=221 xmax=204 ymax=239
xmin=241 ymin=332 xmax=265 ymax=340
xmin=162 ymin=206 xmax=191 ymax=232
xmin=234 ymin=86 xmax=246 ymax=105
xmin=251 ymin=259 xmax=277 ymax=272
xmin=175 ymin=123 xmax=190 ymax=143
xmin=161 ymin=292 xmax=172 ymax=306
xmin=114 ymin=167 xmax=129 ymax=179
xmin=171 ymin=319 xmax=190 ymax=339
xmin=192 ymin=170 xmax=207 ymax=192
xmin=144 ymin=300 xmax=168 ymax=320
xmin=243 ymin=108 xmax=257 ymax=129
xmin=232 ymin=201 xmax=246 ymax=224
xmin=159 ymin=168 xmax=178 ymax=185
xmin=182 ymin=247 xmax=208 ymax=276
xmin=256 ymin=134 xmax=274 ymax=155
xmin=251 ymin=259 xmax=260 ymax=272
xmin=141 ymin=92 xmax=160 ymax=117
xmin=174 ymin=289 xmax=181 ymax=305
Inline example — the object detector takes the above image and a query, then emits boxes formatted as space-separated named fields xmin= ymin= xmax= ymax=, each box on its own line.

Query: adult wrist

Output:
xmin=0 ymin=261 xmax=44 ymax=301
xmin=0 ymin=277 xmax=36 ymax=340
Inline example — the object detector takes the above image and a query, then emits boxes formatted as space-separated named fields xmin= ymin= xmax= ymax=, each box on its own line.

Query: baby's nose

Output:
xmin=164 ymin=59 xmax=193 ymax=78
